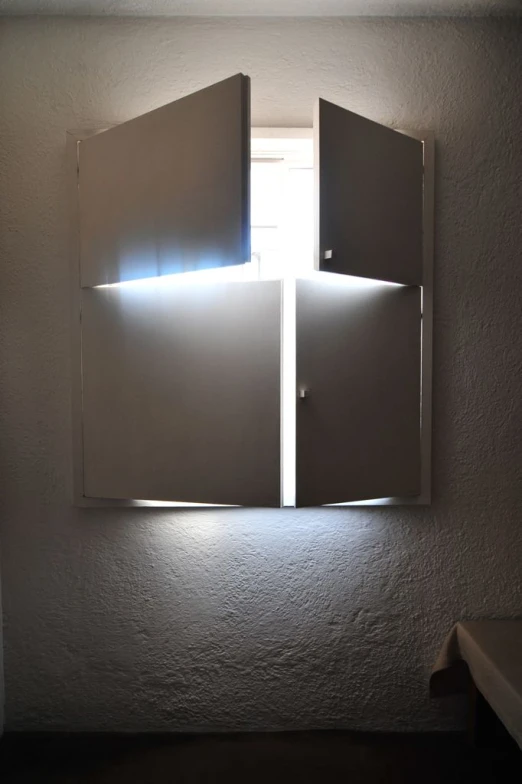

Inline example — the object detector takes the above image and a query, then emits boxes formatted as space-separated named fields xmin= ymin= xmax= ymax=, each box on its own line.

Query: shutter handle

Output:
xmin=298 ymin=388 xmax=311 ymax=400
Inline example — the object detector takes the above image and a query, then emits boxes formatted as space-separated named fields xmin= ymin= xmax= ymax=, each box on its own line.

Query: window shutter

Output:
xmin=315 ymin=98 xmax=423 ymax=285
xmin=81 ymin=280 xmax=282 ymax=506
xmin=295 ymin=278 xmax=421 ymax=507
xmin=79 ymin=74 xmax=250 ymax=287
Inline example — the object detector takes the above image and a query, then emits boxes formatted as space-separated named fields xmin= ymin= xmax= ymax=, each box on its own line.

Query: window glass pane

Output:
xmin=250 ymin=152 xmax=314 ymax=282
xmin=251 ymin=227 xmax=279 ymax=254
xmin=251 ymin=162 xmax=284 ymax=227
xmin=282 ymin=167 xmax=314 ymax=277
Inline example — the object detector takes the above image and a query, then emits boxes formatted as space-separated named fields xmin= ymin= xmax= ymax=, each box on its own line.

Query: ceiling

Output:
xmin=0 ymin=0 xmax=520 ymax=16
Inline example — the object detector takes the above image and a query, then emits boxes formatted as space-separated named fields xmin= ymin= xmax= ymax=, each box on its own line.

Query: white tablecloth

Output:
xmin=431 ymin=621 xmax=522 ymax=749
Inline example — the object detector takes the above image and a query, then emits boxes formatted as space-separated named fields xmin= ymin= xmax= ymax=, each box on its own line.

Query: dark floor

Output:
xmin=0 ymin=731 xmax=520 ymax=783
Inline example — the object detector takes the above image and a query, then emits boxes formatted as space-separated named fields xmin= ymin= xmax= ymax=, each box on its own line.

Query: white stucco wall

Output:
xmin=0 ymin=16 xmax=521 ymax=732
xmin=0 ymin=568 xmax=3 ymax=734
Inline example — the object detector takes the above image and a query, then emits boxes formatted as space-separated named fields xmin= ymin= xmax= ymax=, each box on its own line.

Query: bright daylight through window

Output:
xmin=251 ymin=131 xmax=314 ymax=507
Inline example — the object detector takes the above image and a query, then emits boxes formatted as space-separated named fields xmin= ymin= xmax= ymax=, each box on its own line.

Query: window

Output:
xmin=251 ymin=131 xmax=313 ymax=507
xmin=251 ymin=131 xmax=314 ymax=281
xmin=70 ymin=74 xmax=433 ymax=509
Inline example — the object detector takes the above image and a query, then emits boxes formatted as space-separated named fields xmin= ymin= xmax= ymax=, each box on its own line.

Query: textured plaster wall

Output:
xmin=0 ymin=569 xmax=3 ymax=734
xmin=0 ymin=17 xmax=521 ymax=732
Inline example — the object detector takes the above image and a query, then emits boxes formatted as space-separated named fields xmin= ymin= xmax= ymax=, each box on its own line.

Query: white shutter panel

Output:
xmin=79 ymin=74 xmax=250 ymax=287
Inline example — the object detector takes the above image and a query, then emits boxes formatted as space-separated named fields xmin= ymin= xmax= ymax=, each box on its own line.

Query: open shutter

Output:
xmin=315 ymin=98 xmax=423 ymax=285
xmin=79 ymin=74 xmax=250 ymax=287
xmin=295 ymin=278 xmax=421 ymax=507
xmin=81 ymin=280 xmax=281 ymax=506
